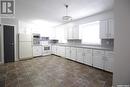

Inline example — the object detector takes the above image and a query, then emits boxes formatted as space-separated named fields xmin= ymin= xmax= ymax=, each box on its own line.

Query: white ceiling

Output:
xmin=15 ymin=0 xmax=114 ymax=24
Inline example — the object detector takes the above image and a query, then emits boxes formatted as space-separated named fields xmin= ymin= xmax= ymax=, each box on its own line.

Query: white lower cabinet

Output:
xmin=76 ymin=48 xmax=84 ymax=63
xmin=93 ymin=50 xmax=113 ymax=72
xmin=93 ymin=50 xmax=105 ymax=69
xmin=60 ymin=46 xmax=65 ymax=57
xmin=52 ymin=45 xmax=113 ymax=72
xmin=70 ymin=47 xmax=77 ymax=61
xmin=83 ymin=49 xmax=93 ymax=66
xmin=33 ymin=46 xmax=42 ymax=57
xmin=104 ymin=51 xmax=114 ymax=72
xmin=51 ymin=45 xmax=57 ymax=55
xmin=57 ymin=46 xmax=65 ymax=57
xmin=65 ymin=47 xmax=71 ymax=59
xmin=56 ymin=46 xmax=60 ymax=56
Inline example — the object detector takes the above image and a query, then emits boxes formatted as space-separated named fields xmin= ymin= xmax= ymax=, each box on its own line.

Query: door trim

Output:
xmin=1 ymin=24 xmax=17 ymax=64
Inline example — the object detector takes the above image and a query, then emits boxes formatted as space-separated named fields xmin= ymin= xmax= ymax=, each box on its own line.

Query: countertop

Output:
xmin=52 ymin=43 xmax=113 ymax=51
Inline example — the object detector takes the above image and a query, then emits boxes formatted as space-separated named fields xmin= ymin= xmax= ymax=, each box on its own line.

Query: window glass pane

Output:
xmin=79 ymin=21 xmax=101 ymax=44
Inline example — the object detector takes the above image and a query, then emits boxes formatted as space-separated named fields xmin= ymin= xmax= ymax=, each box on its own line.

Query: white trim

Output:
xmin=1 ymin=23 xmax=17 ymax=63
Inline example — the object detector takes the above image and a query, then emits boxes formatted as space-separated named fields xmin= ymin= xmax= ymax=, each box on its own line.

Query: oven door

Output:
xmin=44 ymin=46 xmax=50 ymax=50
xmin=42 ymin=45 xmax=51 ymax=56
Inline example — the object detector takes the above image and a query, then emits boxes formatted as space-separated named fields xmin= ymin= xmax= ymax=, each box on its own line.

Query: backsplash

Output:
xmin=66 ymin=39 xmax=114 ymax=49
xmin=101 ymin=39 xmax=114 ymax=48
xmin=67 ymin=39 xmax=82 ymax=44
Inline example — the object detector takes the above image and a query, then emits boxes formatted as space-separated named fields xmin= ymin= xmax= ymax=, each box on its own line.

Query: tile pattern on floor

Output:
xmin=0 ymin=55 xmax=112 ymax=87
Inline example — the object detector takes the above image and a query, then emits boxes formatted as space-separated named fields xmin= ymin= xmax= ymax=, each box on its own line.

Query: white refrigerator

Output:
xmin=19 ymin=34 xmax=33 ymax=59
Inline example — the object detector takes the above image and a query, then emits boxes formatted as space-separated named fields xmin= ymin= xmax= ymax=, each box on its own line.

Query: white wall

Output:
xmin=113 ymin=0 xmax=130 ymax=85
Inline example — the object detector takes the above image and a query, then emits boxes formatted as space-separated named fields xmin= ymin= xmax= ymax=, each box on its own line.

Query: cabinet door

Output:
xmin=104 ymin=51 xmax=114 ymax=72
xmin=57 ymin=46 xmax=65 ymax=57
xmin=51 ymin=45 xmax=57 ymax=54
xmin=67 ymin=25 xmax=73 ymax=39
xmin=56 ymin=46 xmax=60 ymax=56
xmin=93 ymin=50 xmax=104 ymax=69
xmin=33 ymin=46 xmax=42 ymax=57
xmin=19 ymin=42 xmax=32 ymax=59
xmin=38 ymin=46 xmax=42 ymax=55
xmin=76 ymin=48 xmax=84 ymax=63
xmin=70 ymin=47 xmax=77 ymax=61
xmin=84 ymin=49 xmax=93 ymax=66
xmin=60 ymin=46 xmax=65 ymax=57
xmin=100 ymin=20 xmax=108 ymax=39
xmin=108 ymin=19 xmax=114 ymax=38
xmin=65 ymin=47 xmax=71 ymax=59
xmin=72 ymin=24 xmax=79 ymax=39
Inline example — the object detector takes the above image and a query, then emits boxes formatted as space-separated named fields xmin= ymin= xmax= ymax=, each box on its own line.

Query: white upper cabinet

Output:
xmin=76 ymin=48 xmax=84 ymax=63
xmin=100 ymin=19 xmax=114 ymax=39
xmin=83 ymin=49 xmax=93 ymax=66
xmin=100 ymin=20 xmax=108 ymax=39
xmin=93 ymin=50 xmax=105 ymax=69
xmin=67 ymin=24 xmax=73 ymax=39
xmin=66 ymin=24 xmax=79 ymax=39
xmin=54 ymin=23 xmax=79 ymax=40
xmin=108 ymin=19 xmax=114 ymax=38
xmin=70 ymin=47 xmax=77 ymax=61
xmin=72 ymin=24 xmax=79 ymax=39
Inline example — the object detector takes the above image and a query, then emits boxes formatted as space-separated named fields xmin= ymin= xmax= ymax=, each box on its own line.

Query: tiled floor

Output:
xmin=0 ymin=55 xmax=112 ymax=87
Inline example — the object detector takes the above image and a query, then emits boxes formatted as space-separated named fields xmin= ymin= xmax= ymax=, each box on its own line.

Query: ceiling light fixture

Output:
xmin=62 ymin=1 xmax=72 ymax=22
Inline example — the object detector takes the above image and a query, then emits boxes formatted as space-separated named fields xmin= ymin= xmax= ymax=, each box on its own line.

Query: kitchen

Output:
xmin=0 ymin=0 xmax=130 ymax=87
xmin=18 ymin=10 xmax=114 ymax=71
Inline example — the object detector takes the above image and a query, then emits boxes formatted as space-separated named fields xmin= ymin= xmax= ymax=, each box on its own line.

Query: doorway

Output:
xmin=3 ymin=25 xmax=15 ymax=63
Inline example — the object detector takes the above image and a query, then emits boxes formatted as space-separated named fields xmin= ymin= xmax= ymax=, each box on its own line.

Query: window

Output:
xmin=79 ymin=21 xmax=101 ymax=44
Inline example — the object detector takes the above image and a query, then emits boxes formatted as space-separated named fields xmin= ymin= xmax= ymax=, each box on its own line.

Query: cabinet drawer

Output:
xmin=93 ymin=50 xmax=104 ymax=55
